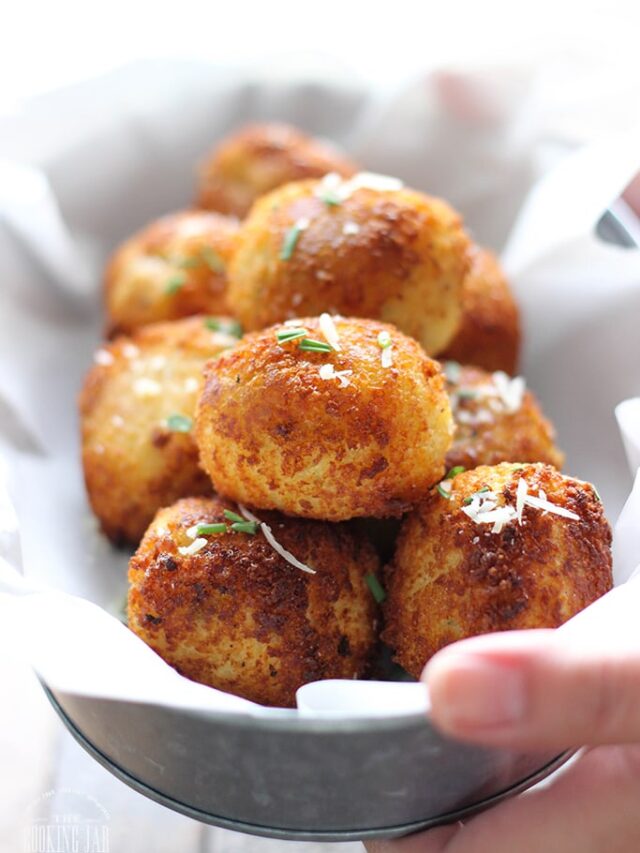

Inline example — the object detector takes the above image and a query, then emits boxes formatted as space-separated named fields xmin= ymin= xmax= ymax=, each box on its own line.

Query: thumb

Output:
xmin=424 ymin=627 xmax=640 ymax=749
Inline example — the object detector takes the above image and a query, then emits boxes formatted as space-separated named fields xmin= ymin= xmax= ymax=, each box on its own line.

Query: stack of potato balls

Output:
xmin=80 ymin=123 xmax=613 ymax=708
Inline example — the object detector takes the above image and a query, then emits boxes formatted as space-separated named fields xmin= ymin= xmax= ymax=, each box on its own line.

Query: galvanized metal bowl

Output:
xmin=46 ymin=686 xmax=569 ymax=842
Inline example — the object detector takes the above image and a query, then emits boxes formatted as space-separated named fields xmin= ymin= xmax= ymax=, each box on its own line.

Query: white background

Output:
xmin=2 ymin=0 xmax=640 ymax=141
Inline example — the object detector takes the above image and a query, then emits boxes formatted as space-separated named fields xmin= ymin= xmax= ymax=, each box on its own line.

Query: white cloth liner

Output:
xmin=0 ymin=62 xmax=639 ymax=719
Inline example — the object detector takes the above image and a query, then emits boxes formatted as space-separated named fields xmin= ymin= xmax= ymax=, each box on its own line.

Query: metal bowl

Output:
xmin=45 ymin=686 xmax=568 ymax=841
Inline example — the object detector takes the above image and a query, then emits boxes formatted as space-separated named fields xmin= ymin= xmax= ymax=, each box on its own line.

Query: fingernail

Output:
xmin=426 ymin=654 xmax=528 ymax=731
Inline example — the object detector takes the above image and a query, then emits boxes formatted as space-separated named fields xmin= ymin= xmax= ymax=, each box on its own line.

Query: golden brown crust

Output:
xmin=195 ymin=123 xmax=358 ymax=217
xmin=443 ymin=364 xmax=564 ymax=471
xmin=104 ymin=210 xmax=239 ymax=337
xmin=227 ymin=179 xmax=471 ymax=355
xmin=382 ymin=463 xmax=613 ymax=677
xmin=440 ymin=247 xmax=521 ymax=374
xmin=194 ymin=316 xmax=453 ymax=521
xmin=79 ymin=317 xmax=239 ymax=545
xmin=128 ymin=496 xmax=380 ymax=707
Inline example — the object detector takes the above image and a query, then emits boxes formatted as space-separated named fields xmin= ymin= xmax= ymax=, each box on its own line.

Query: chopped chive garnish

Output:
xmin=276 ymin=328 xmax=308 ymax=343
xmin=165 ymin=274 xmax=186 ymax=295
xmin=593 ymin=486 xmax=602 ymax=503
xmin=463 ymin=486 xmax=490 ymax=505
xmin=280 ymin=220 xmax=307 ymax=261
xmin=299 ymin=338 xmax=332 ymax=353
xmin=231 ymin=521 xmax=259 ymax=535
xmin=365 ymin=573 xmax=386 ymax=604
xmin=318 ymin=190 xmax=342 ymax=207
xmin=222 ymin=509 xmax=258 ymax=534
xmin=201 ymin=246 xmax=225 ymax=273
xmin=437 ymin=483 xmax=452 ymax=500
xmin=457 ymin=389 xmax=477 ymax=400
xmin=166 ymin=413 xmax=193 ymax=432
xmin=223 ymin=509 xmax=245 ymax=524
xmin=195 ymin=523 xmax=228 ymax=536
xmin=445 ymin=466 xmax=465 ymax=479
xmin=377 ymin=330 xmax=392 ymax=349
xmin=204 ymin=317 xmax=243 ymax=337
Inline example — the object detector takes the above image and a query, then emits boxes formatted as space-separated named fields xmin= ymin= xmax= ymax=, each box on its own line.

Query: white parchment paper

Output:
xmin=0 ymin=61 xmax=639 ymax=719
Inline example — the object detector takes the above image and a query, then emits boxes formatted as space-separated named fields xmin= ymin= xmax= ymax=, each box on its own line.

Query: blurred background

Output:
xmin=2 ymin=1 xmax=639 ymax=850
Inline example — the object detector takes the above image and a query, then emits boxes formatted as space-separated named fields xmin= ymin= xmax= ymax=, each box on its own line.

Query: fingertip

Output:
xmin=421 ymin=632 xmax=556 ymax=739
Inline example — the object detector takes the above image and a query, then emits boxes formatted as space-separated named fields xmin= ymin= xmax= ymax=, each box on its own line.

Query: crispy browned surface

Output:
xmin=195 ymin=316 xmax=453 ymax=521
xmin=195 ymin=123 xmax=357 ymax=217
xmin=382 ymin=463 xmax=613 ymax=677
xmin=104 ymin=210 xmax=239 ymax=336
xmin=440 ymin=247 xmax=520 ymax=374
xmin=227 ymin=180 xmax=470 ymax=355
xmin=79 ymin=317 xmax=239 ymax=545
xmin=444 ymin=364 xmax=564 ymax=471
xmin=128 ymin=496 xmax=380 ymax=707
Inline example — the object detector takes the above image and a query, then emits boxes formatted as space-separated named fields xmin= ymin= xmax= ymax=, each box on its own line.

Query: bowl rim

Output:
xmin=50 ymin=682 xmax=432 ymax=733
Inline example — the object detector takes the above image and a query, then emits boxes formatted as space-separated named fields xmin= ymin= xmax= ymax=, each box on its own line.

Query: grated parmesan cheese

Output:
xmin=458 ymin=477 xmax=580 ymax=534
xmin=317 ymin=171 xmax=403 ymax=202
xmin=94 ymin=349 xmax=114 ymax=366
xmin=319 ymin=313 xmax=341 ymax=351
xmin=456 ymin=409 xmax=493 ymax=426
xmin=523 ymin=493 xmax=579 ymax=520
xmin=342 ymin=221 xmax=360 ymax=235
xmin=381 ymin=346 xmax=394 ymax=368
xmin=450 ymin=371 xmax=527 ymax=426
xmin=238 ymin=504 xmax=316 ymax=574
xmin=133 ymin=377 xmax=161 ymax=398
xmin=318 ymin=363 xmax=352 ymax=387
xmin=340 ymin=172 xmax=404 ymax=197
xmin=516 ymin=476 xmax=528 ymax=523
xmin=178 ymin=537 xmax=207 ymax=556
xmin=319 ymin=363 xmax=334 ymax=380
xmin=316 ymin=172 xmax=342 ymax=194
xmin=493 ymin=371 xmax=526 ymax=413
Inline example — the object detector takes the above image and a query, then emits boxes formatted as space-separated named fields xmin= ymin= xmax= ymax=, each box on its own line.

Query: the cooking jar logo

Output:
xmin=24 ymin=788 xmax=110 ymax=853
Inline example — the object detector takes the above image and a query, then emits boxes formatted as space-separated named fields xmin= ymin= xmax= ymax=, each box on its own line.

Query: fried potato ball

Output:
xmin=195 ymin=122 xmax=357 ymax=218
xmin=195 ymin=316 xmax=453 ymax=521
xmin=227 ymin=177 xmax=471 ymax=355
xmin=128 ymin=496 xmax=380 ymax=707
xmin=104 ymin=210 xmax=239 ymax=337
xmin=440 ymin=247 xmax=521 ymax=374
xmin=80 ymin=316 xmax=240 ymax=545
xmin=444 ymin=363 xmax=564 ymax=471
xmin=382 ymin=463 xmax=613 ymax=677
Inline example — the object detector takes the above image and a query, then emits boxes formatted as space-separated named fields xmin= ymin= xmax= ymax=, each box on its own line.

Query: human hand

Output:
xmin=365 ymin=582 xmax=640 ymax=853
